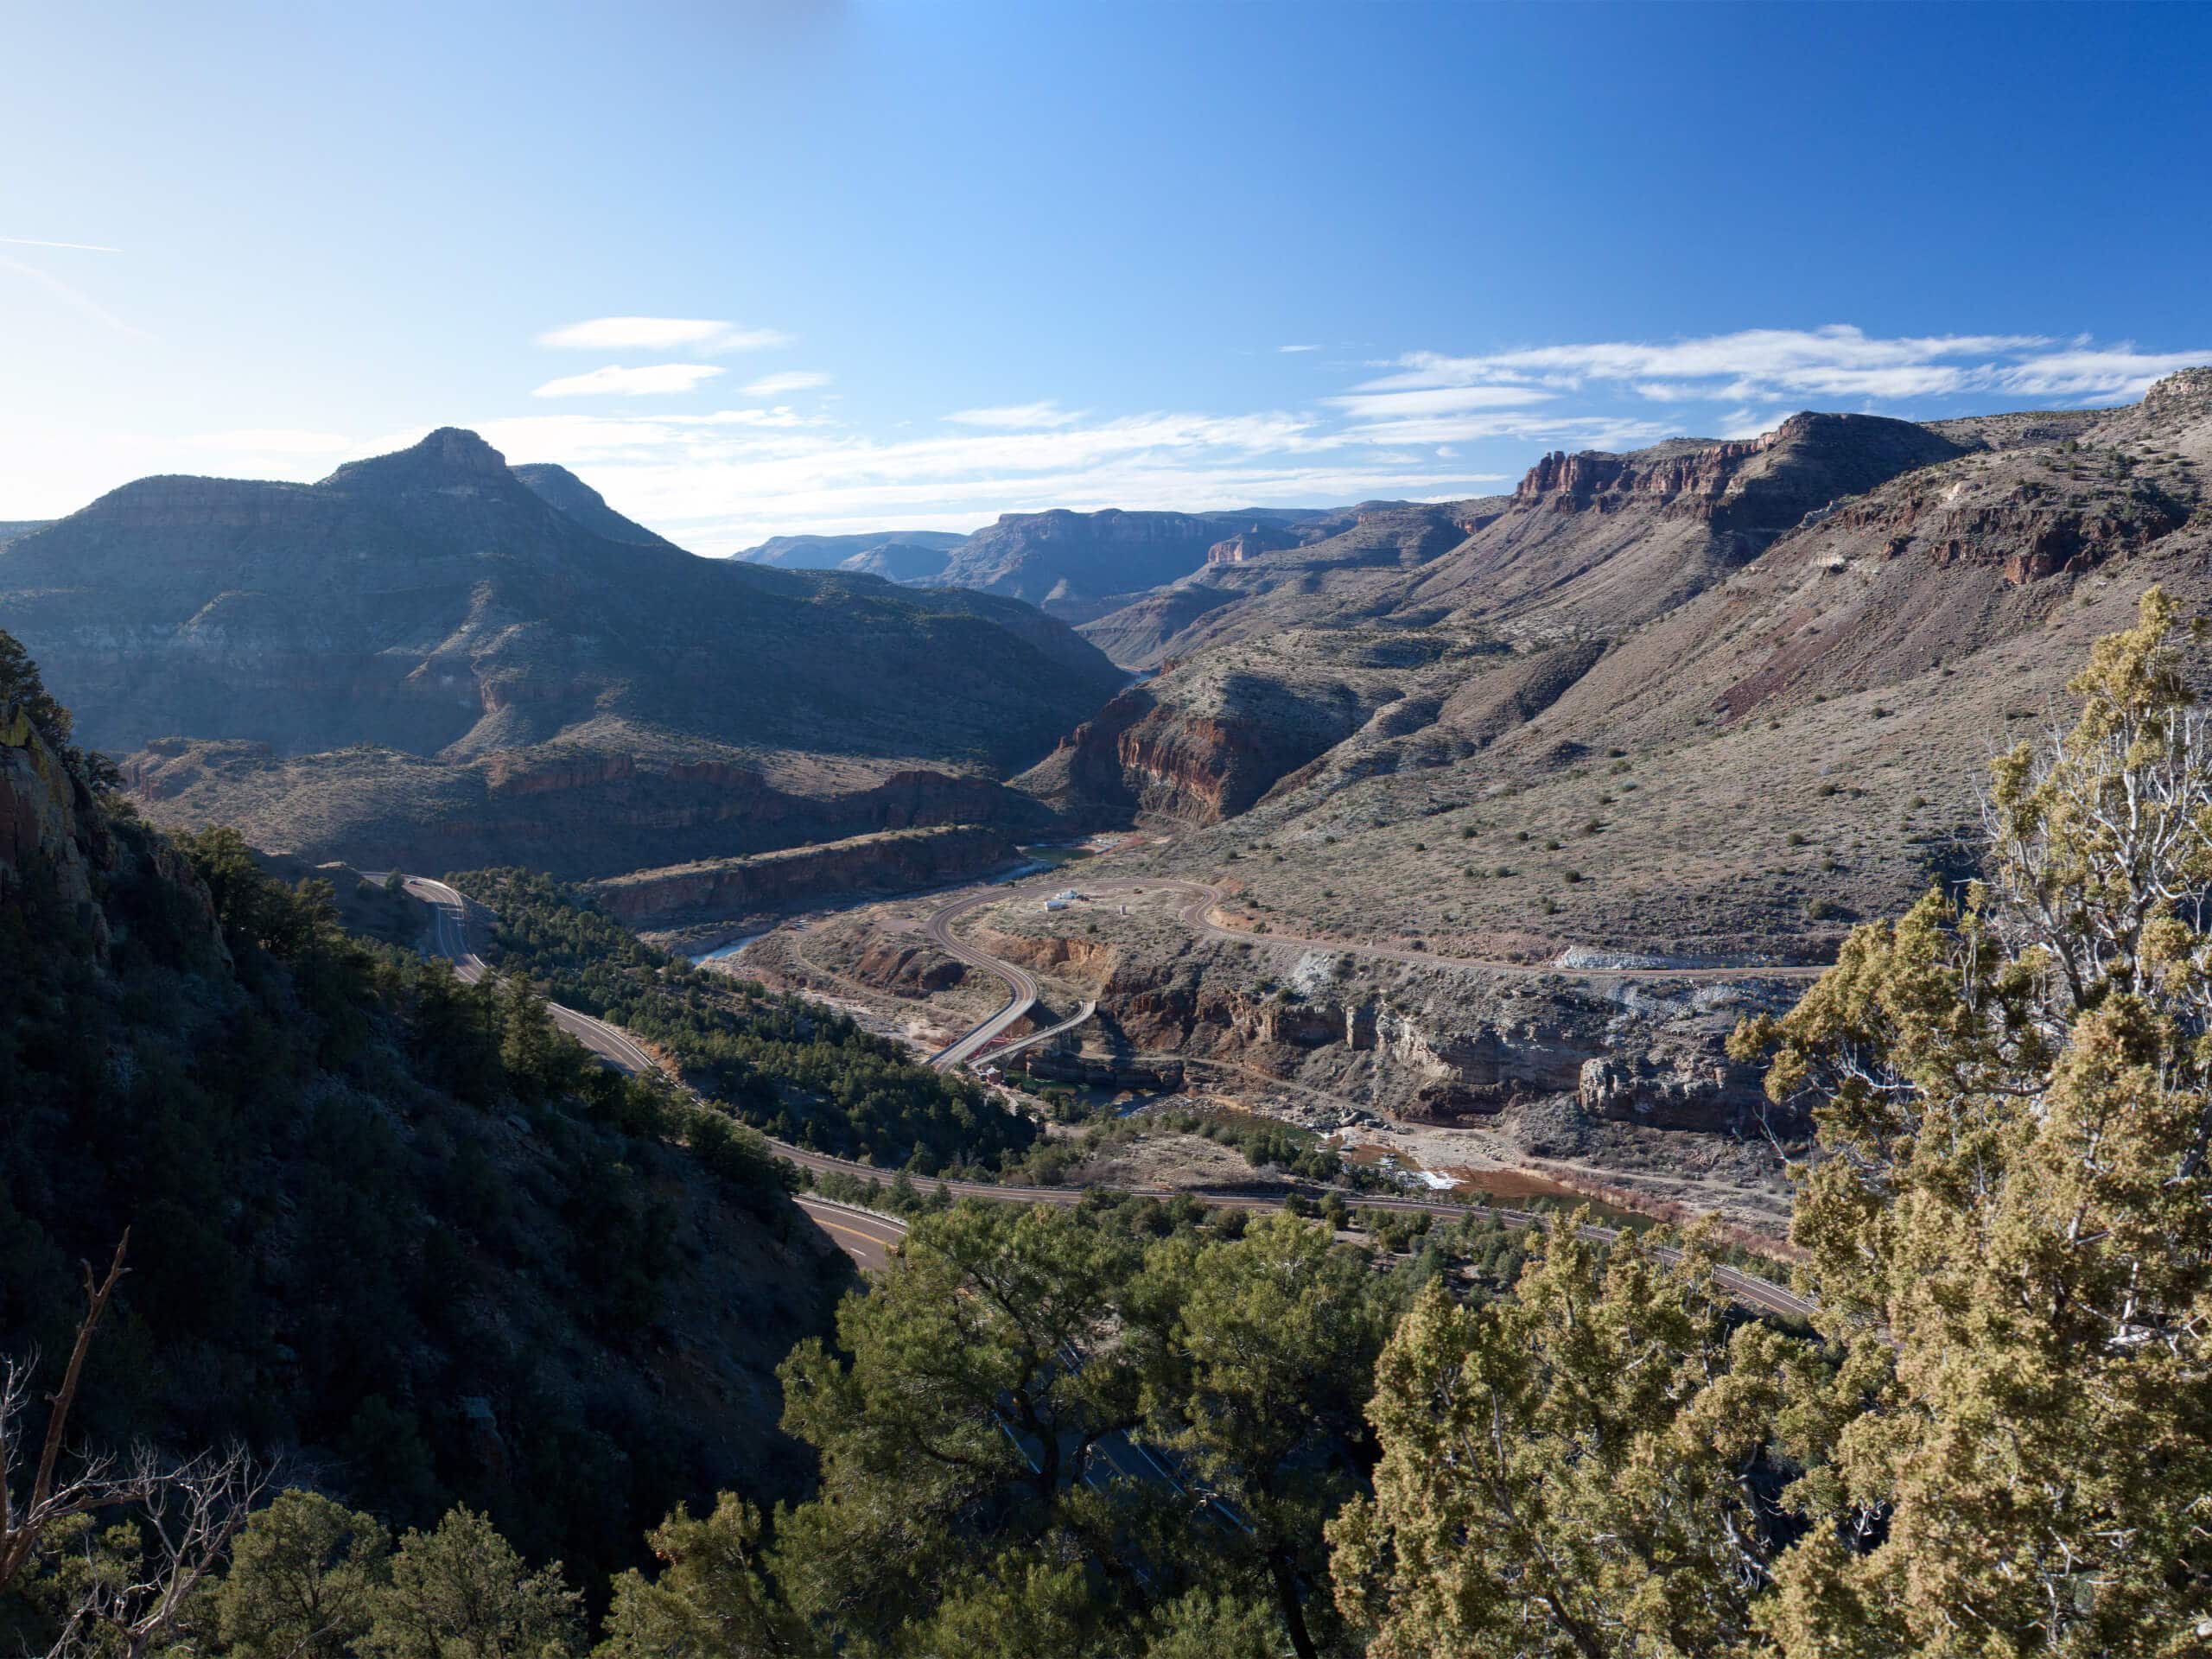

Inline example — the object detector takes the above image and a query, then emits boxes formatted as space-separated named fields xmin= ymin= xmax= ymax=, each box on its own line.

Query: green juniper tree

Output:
xmin=1732 ymin=587 xmax=2212 ymax=1657
xmin=1330 ymin=1222 xmax=1829 ymax=1659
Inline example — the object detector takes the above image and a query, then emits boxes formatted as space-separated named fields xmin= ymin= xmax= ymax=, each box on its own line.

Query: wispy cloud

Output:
xmin=742 ymin=370 xmax=831 ymax=396
xmin=944 ymin=401 xmax=1085 ymax=429
xmin=535 ymin=316 xmax=792 ymax=353
xmin=1361 ymin=326 xmax=2207 ymax=409
xmin=0 ymin=236 xmax=122 ymax=253
xmin=1327 ymin=384 xmax=1555 ymax=421
xmin=1989 ymin=345 xmax=2212 ymax=399
xmin=1278 ymin=343 xmax=1320 ymax=353
xmin=0 ymin=252 xmax=149 ymax=339
xmin=531 ymin=363 xmax=726 ymax=398
xmin=14 ymin=315 xmax=2202 ymax=550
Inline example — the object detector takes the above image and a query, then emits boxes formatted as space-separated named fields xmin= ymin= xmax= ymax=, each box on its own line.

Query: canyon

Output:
xmin=14 ymin=372 xmax=2212 ymax=1225
xmin=745 ymin=372 xmax=2212 ymax=1222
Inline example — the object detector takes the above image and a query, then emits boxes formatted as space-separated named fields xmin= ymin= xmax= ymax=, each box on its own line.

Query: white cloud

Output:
xmin=1340 ymin=411 xmax=1672 ymax=450
xmin=742 ymin=370 xmax=831 ymax=396
xmin=531 ymin=363 xmax=726 ymax=399
xmin=1989 ymin=346 xmax=2212 ymax=402
xmin=1278 ymin=343 xmax=1320 ymax=353
xmin=1356 ymin=327 xmax=2207 ymax=410
xmin=1327 ymin=384 xmax=1555 ymax=420
xmin=535 ymin=316 xmax=793 ymax=353
xmin=944 ymin=401 xmax=1085 ymax=429
xmin=0 ymin=235 xmax=123 ymax=252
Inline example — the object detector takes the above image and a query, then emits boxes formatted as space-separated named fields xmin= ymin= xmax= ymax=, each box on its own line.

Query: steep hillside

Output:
xmin=0 ymin=431 xmax=1124 ymax=874
xmin=0 ymin=635 xmax=841 ymax=1594
xmin=1079 ymin=372 xmax=2212 ymax=964
xmin=512 ymin=461 xmax=679 ymax=547
xmin=935 ymin=505 xmax=1332 ymax=622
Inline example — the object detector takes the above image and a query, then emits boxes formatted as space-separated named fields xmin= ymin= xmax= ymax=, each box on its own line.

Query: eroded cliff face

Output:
xmin=1517 ymin=413 xmax=1968 ymax=553
xmin=591 ymin=825 xmax=1021 ymax=927
xmin=1820 ymin=479 xmax=2190 ymax=586
xmin=2 ymin=702 xmax=226 ymax=968
xmin=1017 ymin=658 xmax=1389 ymax=828
xmin=1 ymin=703 xmax=105 ymax=934
xmin=1058 ymin=938 xmax=1792 ymax=1136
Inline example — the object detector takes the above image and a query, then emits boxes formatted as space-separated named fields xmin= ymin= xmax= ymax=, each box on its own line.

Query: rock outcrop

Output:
xmin=1515 ymin=412 xmax=1967 ymax=556
xmin=0 ymin=702 xmax=105 ymax=933
xmin=1063 ymin=934 xmax=1790 ymax=1136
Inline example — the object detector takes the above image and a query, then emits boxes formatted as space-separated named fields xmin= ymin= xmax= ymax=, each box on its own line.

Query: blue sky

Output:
xmin=3 ymin=1 xmax=2208 ymax=551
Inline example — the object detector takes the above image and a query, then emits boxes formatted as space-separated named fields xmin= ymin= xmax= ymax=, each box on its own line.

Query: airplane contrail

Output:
xmin=0 ymin=236 xmax=122 ymax=252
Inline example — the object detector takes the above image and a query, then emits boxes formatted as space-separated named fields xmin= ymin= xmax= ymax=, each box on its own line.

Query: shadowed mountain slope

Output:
xmin=0 ymin=430 xmax=1126 ymax=874
xmin=512 ymin=461 xmax=679 ymax=548
xmin=0 ymin=645 xmax=842 ymax=1593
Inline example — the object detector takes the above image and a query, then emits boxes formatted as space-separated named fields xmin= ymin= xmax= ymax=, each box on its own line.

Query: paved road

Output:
xmin=921 ymin=888 xmax=1046 ymax=1068
xmin=990 ymin=999 xmax=1099 ymax=1064
xmin=402 ymin=877 xmax=663 ymax=1071
xmin=796 ymin=1196 xmax=905 ymax=1271
xmin=402 ymin=875 xmax=1813 ymax=1319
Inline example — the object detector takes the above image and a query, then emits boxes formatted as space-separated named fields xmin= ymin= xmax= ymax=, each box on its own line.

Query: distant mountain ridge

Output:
xmin=931 ymin=505 xmax=1340 ymax=622
xmin=0 ymin=429 xmax=1125 ymax=874
xmin=736 ymin=528 xmax=970 ymax=582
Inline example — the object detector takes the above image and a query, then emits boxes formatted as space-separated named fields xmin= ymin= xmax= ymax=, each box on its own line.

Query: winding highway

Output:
xmin=400 ymin=874 xmax=1815 ymax=1318
xmin=921 ymin=887 xmax=1046 ymax=1067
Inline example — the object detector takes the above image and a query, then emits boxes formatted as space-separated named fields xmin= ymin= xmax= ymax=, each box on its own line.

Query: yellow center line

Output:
xmin=807 ymin=1216 xmax=899 ymax=1249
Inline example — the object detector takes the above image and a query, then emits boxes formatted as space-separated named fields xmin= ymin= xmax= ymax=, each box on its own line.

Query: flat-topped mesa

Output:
xmin=0 ymin=427 xmax=1125 ymax=872
xmin=1517 ymin=433 xmax=1770 ymax=507
xmin=1515 ymin=412 xmax=1968 ymax=557
xmin=64 ymin=474 xmax=314 ymax=535
xmin=1520 ymin=413 xmax=1962 ymax=509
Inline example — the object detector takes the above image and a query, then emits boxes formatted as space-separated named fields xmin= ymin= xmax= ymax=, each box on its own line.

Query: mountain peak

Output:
xmin=321 ymin=427 xmax=511 ymax=489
